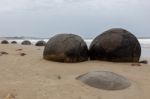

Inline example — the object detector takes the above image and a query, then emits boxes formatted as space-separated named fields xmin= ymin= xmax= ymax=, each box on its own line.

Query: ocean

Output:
xmin=5 ymin=39 xmax=150 ymax=59
xmin=138 ymin=39 xmax=150 ymax=58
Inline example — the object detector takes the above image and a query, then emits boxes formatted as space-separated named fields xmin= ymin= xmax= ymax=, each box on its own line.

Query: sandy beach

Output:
xmin=0 ymin=44 xmax=150 ymax=99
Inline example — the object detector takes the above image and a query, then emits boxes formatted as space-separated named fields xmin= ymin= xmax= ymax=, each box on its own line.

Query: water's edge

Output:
xmin=1 ymin=39 xmax=150 ymax=59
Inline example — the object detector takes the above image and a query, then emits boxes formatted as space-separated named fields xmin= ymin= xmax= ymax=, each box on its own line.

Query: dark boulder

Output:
xmin=43 ymin=34 xmax=89 ymax=62
xmin=35 ymin=40 xmax=46 ymax=46
xmin=21 ymin=40 xmax=31 ymax=45
xmin=89 ymin=28 xmax=141 ymax=62
xmin=11 ymin=41 xmax=17 ymax=44
xmin=1 ymin=40 xmax=9 ymax=44
xmin=76 ymin=71 xmax=131 ymax=90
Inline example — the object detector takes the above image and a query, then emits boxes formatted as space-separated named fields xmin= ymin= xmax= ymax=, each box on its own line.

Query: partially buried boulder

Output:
xmin=21 ymin=40 xmax=31 ymax=45
xmin=76 ymin=71 xmax=131 ymax=90
xmin=1 ymin=40 xmax=9 ymax=44
xmin=11 ymin=41 xmax=17 ymax=44
xmin=35 ymin=40 xmax=46 ymax=46
xmin=43 ymin=34 xmax=89 ymax=62
xmin=89 ymin=28 xmax=141 ymax=62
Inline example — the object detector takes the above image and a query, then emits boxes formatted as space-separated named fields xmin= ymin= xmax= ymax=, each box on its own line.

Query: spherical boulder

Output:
xmin=21 ymin=40 xmax=31 ymax=45
xmin=1 ymin=40 xmax=9 ymax=44
xmin=35 ymin=40 xmax=46 ymax=46
xmin=89 ymin=28 xmax=141 ymax=62
xmin=43 ymin=34 xmax=89 ymax=62
xmin=11 ymin=41 xmax=17 ymax=44
xmin=76 ymin=71 xmax=131 ymax=90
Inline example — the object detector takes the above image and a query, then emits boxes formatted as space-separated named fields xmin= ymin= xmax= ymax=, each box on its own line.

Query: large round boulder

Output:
xmin=35 ymin=40 xmax=46 ymax=46
xmin=1 ymin=40 xmax=9 ymax=44
xmin=76 ymin=71 xmax=131 ymax=90
xmin=89 ymin=28 xmax=141 ymax=62
xmin=43 ymin=34 xmax=89 ymax=62
xmin=11 ymin=41 xmax=17 ymax=44
xmin=21 ymin=40 xmax=31 ymax=45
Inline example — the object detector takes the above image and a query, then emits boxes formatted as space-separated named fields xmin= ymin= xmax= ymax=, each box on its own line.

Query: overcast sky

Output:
xmin=0 ymin=0 xmax=150 ymax=38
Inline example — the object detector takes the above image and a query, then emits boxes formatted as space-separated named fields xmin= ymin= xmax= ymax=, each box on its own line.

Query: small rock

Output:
xmin=57 ymin=75 xmax=61 ymax=79
xmin=139 ymin=60 xmax=148 ymax=64
xmin=0 ymin=51 xmax=8 ymax=55
xmin=4 ymin=93 xmax=15 ymax=99
xmin=20 ymin=53 xmax=26 ymax=56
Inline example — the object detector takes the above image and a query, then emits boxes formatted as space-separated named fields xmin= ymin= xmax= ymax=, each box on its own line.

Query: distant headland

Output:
xmin=0 ymin=36 xmax=48 ymax=40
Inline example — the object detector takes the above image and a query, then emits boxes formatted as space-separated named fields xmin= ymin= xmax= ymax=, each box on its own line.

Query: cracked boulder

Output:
xmin=89 ymin=28 xmax=141 ymax=62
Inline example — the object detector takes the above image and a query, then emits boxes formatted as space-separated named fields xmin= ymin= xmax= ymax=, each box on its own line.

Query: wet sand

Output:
xmin=0 ymin=44 xmax=150 ymax=99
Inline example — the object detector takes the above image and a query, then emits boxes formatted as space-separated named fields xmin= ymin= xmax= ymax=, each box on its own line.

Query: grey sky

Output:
xmin=0 ymin=0 xmax=150 ymax=38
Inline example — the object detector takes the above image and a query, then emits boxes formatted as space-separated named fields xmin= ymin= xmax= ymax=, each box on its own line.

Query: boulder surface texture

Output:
xmin=89 ymin=28 xmax=141 ymax=62
xmin=43 ymin=34 xmax=89 ymax=62
xmin=76 ymin=71 xmax=131 ymax=90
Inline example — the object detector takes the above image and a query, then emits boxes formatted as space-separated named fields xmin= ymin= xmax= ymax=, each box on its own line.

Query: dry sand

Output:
xmin=0 ymin=44 xmax=150 ymax=99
